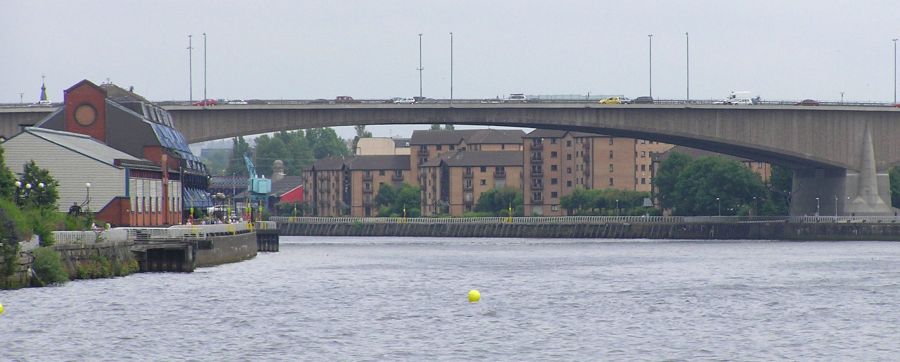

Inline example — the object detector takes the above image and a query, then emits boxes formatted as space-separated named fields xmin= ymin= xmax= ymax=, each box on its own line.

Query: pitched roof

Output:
xmin=309 ymin=157 xmax=347 ymax=171
xmin=271 ymin=176 xmax=304 ymax=196
xmin=100 ymin=83 xmax=150 ymax=103
xmin=524 ymin=129 xmax=599 ymax=138
xmin=347 ymin=155 xmax=410 ymax=170
xmin=410 ymin=129 xmax=525 ymax=145
xmin=421 ymin=150 xmax=523 ymax=167
xmin=16 ymin=127 xmax=147 ymax=167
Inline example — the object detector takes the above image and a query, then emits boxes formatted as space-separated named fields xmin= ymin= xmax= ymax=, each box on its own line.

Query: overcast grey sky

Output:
xmin=3 ymin=1 xmax=900 ymax=139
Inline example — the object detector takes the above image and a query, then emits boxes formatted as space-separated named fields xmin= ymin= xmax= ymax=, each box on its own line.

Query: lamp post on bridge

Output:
xmin=648 ymin=34 xmax=653 ymax=98
xmin=716 ymin=197 xmax=721 ymax=216
xmin=187 ymin=35 xmax=193 ymax=103
xmin=418 ymin=33 xmax=424 ymax=98
xmin=815 ymin=197 xmax=820 ymax=217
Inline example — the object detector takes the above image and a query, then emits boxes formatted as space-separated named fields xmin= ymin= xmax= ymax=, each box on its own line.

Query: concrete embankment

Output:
xmin=279 ymin=221 xmax=900 ymax=241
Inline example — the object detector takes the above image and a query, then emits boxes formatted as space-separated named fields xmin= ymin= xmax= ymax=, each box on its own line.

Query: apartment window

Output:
xmin=450 ymin=145 xmax=455 ymax=150
xmin=532 ymin=138 xmax=542 ymax=146
xmin=420 ymin=145 xmax=427 ymax=151
xmin=566 ymin=154 xmax=572 ymax=160
xmin=566 ymin=140 xmax=572 ymax=147
xmin=566 ymin=181 xmax=572 ymax=187
xmin=609 ymin=178 xmax=614 ymax=186
xmin=609 ymin=150 xmax=614 ymax=159
xmin=364 ymin=182 xmax=372 ymax=191
xmin=532 ymin=165 xmax=542 ymax=173
xmin=551 ymin=205 xmax=559 ymax=211
xmin=609 ymin=164 xmax=614 ymax=172
xmin=551 ymin=191 xmax=558 ymax=198
xmin=419 ymin=157 xmax=427 ymax=164
xmin=641 ymin=178 xmax=646 ymax=184
xmin=480 ymin=179 xmax=486 ymax=186
xmin=550 ymin=138 xmax=557 ymax=144
xmin=532 ymin=192 xmax=542 ymax=201
xmin=551 ymin=151 xmax=558 ymax=158
xmin=551 ymin=165 xmax=558 ymax=171
xmin=379 ymin=170 xmax=385 ymax=176
xmin=480 ymin=166 xmax=487 ymax=172
xmin=395 ymin=170 xmax=403 ymax=177
xmin=551 ymin=178 xmax=558 ymax=185
xmin=641 ymin=151 xmax=647 ymax=158
xmin=641 ymin=164 xmax=646 ymax=171
xmin=464 ymin=179 xmax=473 ymax=188
xmin=436 ymin=145 xmax=443 ymax=150
xmin=567 ymin=167 xmax=572 ymax=174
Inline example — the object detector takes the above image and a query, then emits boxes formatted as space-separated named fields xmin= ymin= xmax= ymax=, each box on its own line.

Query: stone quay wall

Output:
xmin=195 ymin=232 xmax=258 ymax=268
xmin=279 ymin=221 xmax=900 ymax=241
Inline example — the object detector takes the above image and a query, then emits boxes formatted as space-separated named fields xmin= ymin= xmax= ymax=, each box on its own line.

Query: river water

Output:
xmin=2 ymin=237 xmax=899 ymax=360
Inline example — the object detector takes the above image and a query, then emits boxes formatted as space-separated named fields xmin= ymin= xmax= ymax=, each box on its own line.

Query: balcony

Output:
xmin=363 ymin=188 xmax=373 ymax=194
xmin=463 ymin=183 xmax=474 ymax=191
xmin=493 ymin=171 xmax=506 ymax=179
xmin=418 ymin=148 xmax=429 ymax=156
xmin=463 ymin=170 xmax=474 ymax=178
xmin=531 ymin=198 xmax=544 ymax=205
xmin=531 ymin=171 xmax=544 ymax=178
xmin=530 ymin=156 xmax=543 ymax=164
xmin=531 ymin=183 xmax=544 ymax=190
xmin=391 ymin=174 xmax=404 ymax=181
xmin=530 ymin=143 xmax=544 ymax=151
xmin=362 ymin=174 xmax=373 ymax=181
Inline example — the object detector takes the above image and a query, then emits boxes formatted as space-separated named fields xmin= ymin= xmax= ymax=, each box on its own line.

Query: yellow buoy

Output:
xmin=468 ymin=289 xmax=481 ymax=303
xmin=0 ymin=302 xmax=4 ymax=315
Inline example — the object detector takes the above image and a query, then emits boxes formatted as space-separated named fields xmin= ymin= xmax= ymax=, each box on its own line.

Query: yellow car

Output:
xmin=599 ymin=96 xmax=629 ymax=104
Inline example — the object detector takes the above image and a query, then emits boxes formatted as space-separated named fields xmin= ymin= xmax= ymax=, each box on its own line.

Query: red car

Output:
xmin=796 ymin=99 xmax=819 ymax=106
xmin=192 ymin=99 xmax=218 ymax=106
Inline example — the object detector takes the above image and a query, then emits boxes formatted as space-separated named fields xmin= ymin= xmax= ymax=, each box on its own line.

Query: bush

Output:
xmin=31 ymin=247 xmax=68 ymax=286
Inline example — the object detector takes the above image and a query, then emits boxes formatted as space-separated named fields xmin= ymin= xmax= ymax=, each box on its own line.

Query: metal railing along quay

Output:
xmin=51 ymin=222 xmax=270 ymax=245
xmin=271 ymin=216 xmax=900 ymax=225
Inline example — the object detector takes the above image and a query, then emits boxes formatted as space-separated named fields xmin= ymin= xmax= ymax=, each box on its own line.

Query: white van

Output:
xmin=715 ymin=91 xmax=756 ymax=105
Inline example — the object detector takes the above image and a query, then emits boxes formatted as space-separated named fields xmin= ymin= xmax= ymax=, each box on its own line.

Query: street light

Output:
xmin=187 ymin=34 xmax=194 ymax=103
xmin=85 ymin=182 xmax=91 ymax=211
xmin=815 ymin=197 xmax=820 ymax=216
xmin=449 ymin=32 xmax=454 ymax=105
xmin=834 ymin=195 xmax=839 ymax=217
xmin=203 ymin=32 xmax=207 ymax=102
xmin=648 ymin=34 xmax=653 ymax=98
xmin=752 ymin=196 xmax=757 ymax=216
xmin=418 ymin=33 xmax=424 ymax=98
xmin=716 ymin=197 xmax=721 ymax=216
xmin=615 ymin=199 xmax=620 ymax=216
xmin=685 ymin=32 xmax=689 ymax=102
xmin=893 ymin=38 xmax=898 ymax=104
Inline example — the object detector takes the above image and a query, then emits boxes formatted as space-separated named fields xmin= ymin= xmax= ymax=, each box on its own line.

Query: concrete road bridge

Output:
xmin=3 ymin=101 xmax=900 ymax=216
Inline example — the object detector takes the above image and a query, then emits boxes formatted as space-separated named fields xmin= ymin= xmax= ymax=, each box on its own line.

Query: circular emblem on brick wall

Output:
xmin=74 ymin=104 xmax=97 ymax=126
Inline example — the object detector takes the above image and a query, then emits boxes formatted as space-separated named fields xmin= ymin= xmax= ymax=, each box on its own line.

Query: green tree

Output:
xmin=670 ymin=156 xmax=767 ymax=216
xmin=374 ymin=183 xmax=421 ymax=217
xmin=19 ymin=161 xmax=59 ymax=209
xmin=475 ymin=187 xmax=523 ymax=216
xmin=351 ymin=125 xmax=373 ymax=155
xmin=0 ymin=145 xmax=16 ymax=201
xmin=653 ymin=152 xmax=692 ymax=211
xmin=254 ymin=134 xmax=288 ymax=177
xmin=226 ymin=137 xmax=251 ymax=176
xmin=306 ymin=128 xmax=349 ymax=159
xmin=765 ymin=165 xmax=793 ymax=215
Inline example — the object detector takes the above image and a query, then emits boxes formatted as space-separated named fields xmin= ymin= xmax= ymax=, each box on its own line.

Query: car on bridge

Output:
xmin=335 ymin=96 xmax=360 ymax=104
xmin=632 ymin=96 xmax=654 ymax=104
xmin=599 ymin=96 xmax=630 ymax=104
xmin=192 ymin=99 xmax=218 ymax=106
xmin=392 ymin=97 xmax=416 ymax=104
xmin=797 ymin=99 xmax=820 ymax=106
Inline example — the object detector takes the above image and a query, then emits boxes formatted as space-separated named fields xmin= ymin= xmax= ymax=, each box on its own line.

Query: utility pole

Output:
xmin=418 ymin=33 xmax=424 ymax=98
xmin=648 ymin=34 xmax=653 ymax=98
xmin=203 ymin=32 xmax=208 ymax=101
xmin=188 ymin=35 xmax=193 ymax=103
xmin=18 ymin=92 xmax=23 ymax=104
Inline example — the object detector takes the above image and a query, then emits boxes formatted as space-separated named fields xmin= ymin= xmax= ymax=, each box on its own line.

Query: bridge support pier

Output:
xmin=791 ymin=169 xmax=893 ymax=217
